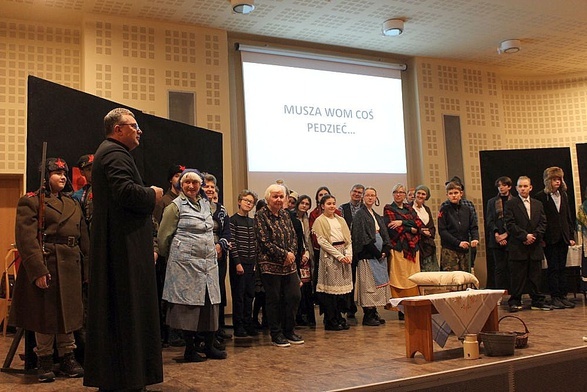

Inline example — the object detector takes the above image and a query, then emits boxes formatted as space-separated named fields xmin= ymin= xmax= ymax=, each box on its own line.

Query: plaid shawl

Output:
xmin=383 ymin=202 xmax=423 ymax=262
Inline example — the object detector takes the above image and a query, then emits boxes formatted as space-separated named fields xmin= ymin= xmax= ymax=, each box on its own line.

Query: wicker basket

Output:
xmin=479 ymin=332 xmax=516 ymax=356
xmin=499 ymin=315 xmax=529 ymax=348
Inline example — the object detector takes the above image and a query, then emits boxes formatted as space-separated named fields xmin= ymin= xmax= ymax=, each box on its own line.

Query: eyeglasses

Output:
xmin=241 ymin=199 xmax=255 ymax=204
xmin=118 ymin=123 xmax=140 ymax=131
xmin=393 ymin=191 xmax=406 ymax=194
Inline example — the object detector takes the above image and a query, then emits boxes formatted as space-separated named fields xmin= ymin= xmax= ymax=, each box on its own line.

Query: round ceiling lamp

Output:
xmin=382 ymin=19 xmax=404 ymax=37
xmin=231 ymin=0 xmax=255 ymax=14
xmin=498 ymin=39 xmax=521 ymax=54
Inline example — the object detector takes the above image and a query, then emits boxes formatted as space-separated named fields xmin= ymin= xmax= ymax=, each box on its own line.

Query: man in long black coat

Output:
xmin=84 ymin=108 xmax=164 ymax=391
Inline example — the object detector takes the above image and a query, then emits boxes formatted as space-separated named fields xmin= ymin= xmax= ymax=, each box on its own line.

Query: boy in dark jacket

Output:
xmin=438 ymin=181 xmax=479 ymax=271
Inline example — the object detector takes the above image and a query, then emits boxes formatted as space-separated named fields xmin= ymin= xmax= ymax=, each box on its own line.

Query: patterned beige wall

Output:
xmin=414 ymin=57 xmax=587 ymax=285
xmin=0 ymin=15 xmax=233 ymax=209
xmin=414 ymin=57 xmax=504 ymax=278
xmin=0 ymin=19 xmax=82 ymax=174
xmin=501 ymin=75 xmax=587 ymax=205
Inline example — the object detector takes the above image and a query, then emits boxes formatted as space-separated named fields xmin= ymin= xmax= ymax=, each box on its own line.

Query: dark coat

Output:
xmin=534 ymin=190 xmax=575 ymax=245
xmin=417 ymin=204 xmax=437 ymax=259
xmin=485 ymin=193 xmax=513 ymax=249
xmin=438 ymin=201 xmax=479 ymax=252
xmin=504 ymin=196 xmax=547 ymax=261
xmin=83 ymin=138 xmax=163 ymax=390
xmin=10 ymin=191 xmax=88 ymax=334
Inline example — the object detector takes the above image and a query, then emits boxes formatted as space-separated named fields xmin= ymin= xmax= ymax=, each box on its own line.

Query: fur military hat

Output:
xmin=44 ymin=157 xmax=69 ymax=173
xmin=76 ymin=154 xmax=94 ymax=169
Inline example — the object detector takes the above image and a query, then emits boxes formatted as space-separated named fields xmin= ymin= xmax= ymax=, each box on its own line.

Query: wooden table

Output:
xmin=401 ymin=296 xmax=500 ymax=362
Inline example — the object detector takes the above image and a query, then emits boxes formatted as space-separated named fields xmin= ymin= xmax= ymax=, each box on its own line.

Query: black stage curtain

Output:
xmin=26 ymin=76 xmax=223 ymax=200
xmin=479 ymin=147 xmax=574 ymax=288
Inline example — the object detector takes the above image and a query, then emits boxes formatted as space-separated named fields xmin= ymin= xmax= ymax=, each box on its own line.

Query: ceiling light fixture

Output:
xmin=231 ymin=0 xmax=255 ymax=14
xmin=382 ymin=19 xmax=404 ymax=37
xmin=498 ymin=39 xmax=521 ymax=54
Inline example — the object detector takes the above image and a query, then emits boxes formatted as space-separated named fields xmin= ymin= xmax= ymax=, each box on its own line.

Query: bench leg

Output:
xmin=404 ymin=303 xmax=434 ymax=361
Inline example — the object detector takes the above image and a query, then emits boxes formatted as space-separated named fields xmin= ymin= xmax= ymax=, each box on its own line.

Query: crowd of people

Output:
xmin=7 ymin=106 xmax=581 ymax=389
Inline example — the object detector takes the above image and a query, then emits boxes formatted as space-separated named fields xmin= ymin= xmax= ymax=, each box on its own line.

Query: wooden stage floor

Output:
xmin=1 ymin=295 xmax=586 ymax=391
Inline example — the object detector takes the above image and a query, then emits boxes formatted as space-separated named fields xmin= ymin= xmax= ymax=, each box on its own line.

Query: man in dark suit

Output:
xmin=504 ymin=176 xmax=551 ymax=312
xmin=338 ymin=184 xmax=364 ymax=324
xmin=534 ymin=167 xmax=576 ymax=309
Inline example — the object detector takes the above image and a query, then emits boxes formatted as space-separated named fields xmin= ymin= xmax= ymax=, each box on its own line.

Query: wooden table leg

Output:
xmin=482 ymin=304 xmax=499 ymax=332
xmin=403 ymin=300 xmax=434 ymax=361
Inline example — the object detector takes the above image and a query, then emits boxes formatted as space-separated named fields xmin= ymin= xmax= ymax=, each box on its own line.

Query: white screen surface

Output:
xmin=242 ymin=61 xmax=406 ymax=174
xmin=239 ymin=50 xmax=408 ymax=207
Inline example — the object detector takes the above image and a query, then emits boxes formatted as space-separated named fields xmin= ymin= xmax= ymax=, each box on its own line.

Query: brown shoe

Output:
xmin=59 ymin=352 xmax=84 ymax=378
xmin=37 ymin=355 xmax=56 ymax=383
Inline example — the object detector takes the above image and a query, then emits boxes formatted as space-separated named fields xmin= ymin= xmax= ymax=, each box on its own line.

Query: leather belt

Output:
xmin=44 ymin=235 xmax=78 ymax=247
xmin=332 ymin=241 xmax=345 ymax=246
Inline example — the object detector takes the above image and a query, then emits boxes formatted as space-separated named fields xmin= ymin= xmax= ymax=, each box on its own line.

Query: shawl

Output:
xmin=312 ymin=213 xmax=351 ymax=246
xmin=383 ymin=202 xmax=423 ymax=262
xmin=494 ymin=194 xmax=506 ymax=220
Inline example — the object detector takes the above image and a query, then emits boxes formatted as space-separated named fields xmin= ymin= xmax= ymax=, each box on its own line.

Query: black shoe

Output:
xmin=375 ymin=313 xmax=386 ymax=324
xmin=531 ymin=303 xmax=552 ymax=311
xmin=213 ymin=337 xmax=226 ymax=351
xmin=284 ymin=332 xmax=304 ymax=345
xmin=234 ymin=327 xmax=248 ymax=338
xmin=183 ymin=351 xmax=207 ymax=362
xmin=398 ymin=311 xmax=405 ymax=321
xmin=346 ymin=315 xmax=358 ymax=326
xmin=549 ymin=297 xmax=565 ymax=309
xmin=204 ymin=332 xmax=227 ymax=359
xmin=560 ymin=297 xmax=575 ymax=308
xmin=362 ymin=317 xmax=380 ymax=326
xmin=217 ymin=328 xmax=233 ymax=340
xmin=271 ymin=334 xmax=291 ymax=347
xmin=325 ymin=323 xmax=344 ymax=331
xmin=59 ymin=352 xmax=84 ymax=378
xmin=37 ymin=355 xmax=56 ymax=383
xmin=508 ymin=304 xmax=519 ymax=313
xmin=204 ymin=346 xmax=228 ymax=360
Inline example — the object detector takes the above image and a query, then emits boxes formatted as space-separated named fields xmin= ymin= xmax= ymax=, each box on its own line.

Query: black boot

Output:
xmin=37 ymin=355 xmax=56 ymax=383
xmin=183 ymin=331 xmax=206 ymax=362
xmin=362 ymin=307 xmax=379 ymax=326
xmin=204 ymin=332 xmax=227 ymax=360
xmin=59 ymin=352 xmax=84 ymax=378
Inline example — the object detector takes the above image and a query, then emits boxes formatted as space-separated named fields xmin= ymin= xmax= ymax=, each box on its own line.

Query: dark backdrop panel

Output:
xmin=576 ymin=143 xmax=587 ymax=201
xmin=480 ymin=147 xmax=574 ymax=289
xmin=480 ymin=147 xmax=574 ymax=212
xmin=141 ymin=115 xmax=223 ymax=201
xmin=26 ymin=76 xmax=222 ymax=197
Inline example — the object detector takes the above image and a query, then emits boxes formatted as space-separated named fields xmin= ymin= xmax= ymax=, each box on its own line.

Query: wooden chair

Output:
xmin=0 ymin=248 xmax=18 ymax=337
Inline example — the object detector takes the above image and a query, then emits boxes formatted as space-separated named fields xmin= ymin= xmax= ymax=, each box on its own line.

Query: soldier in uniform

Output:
xmin=10 ymin=157 xmax=88 ymax=382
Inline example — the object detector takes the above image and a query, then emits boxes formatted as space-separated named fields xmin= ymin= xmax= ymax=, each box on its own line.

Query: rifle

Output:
xmin=38 ymin=142 xmax=48 ymax=264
